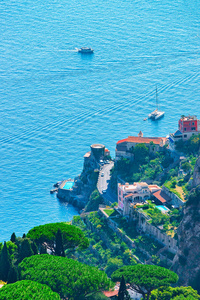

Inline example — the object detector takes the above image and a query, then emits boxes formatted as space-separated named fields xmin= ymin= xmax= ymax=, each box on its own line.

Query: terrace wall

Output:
xmin=137 ymin=210 xmax=178 ymax=254
xmin=162 ymin=186 xmax=184 ymax=207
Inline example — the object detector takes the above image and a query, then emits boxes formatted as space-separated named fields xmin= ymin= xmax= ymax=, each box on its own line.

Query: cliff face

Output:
xmin=172 ymin=157 xmax=200 ymax=293
xmin=193 ymin=156 xmax=200 ymax=187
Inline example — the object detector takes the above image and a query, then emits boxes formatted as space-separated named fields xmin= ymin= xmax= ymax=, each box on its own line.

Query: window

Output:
xmin=192 ymin=122 xmax=194 ymax=125
xmin=191 ymin=127 xmax=196 ymax=130
xmin=184 ymin=134 xmax=187 ymax=138
xmin=184 ymin=128 xmax=186 ymax=131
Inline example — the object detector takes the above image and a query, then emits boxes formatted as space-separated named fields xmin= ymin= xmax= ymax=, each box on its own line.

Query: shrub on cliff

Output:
xmin=85 ymin=189 xmax=105 ymax=212
xmin=0 ymin=280 xmax=61 ymax=299
xmin=19 ymin=254 xmax=112 ymax=299
xmin=150 ymin=286 xmax=200 ymax=300
xmin=27 ymin=222 xmax=89 ymax=254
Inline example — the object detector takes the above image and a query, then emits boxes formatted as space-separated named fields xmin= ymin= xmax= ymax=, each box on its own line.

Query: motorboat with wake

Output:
xmin=77 ymin=47 xmax=94 ymax=53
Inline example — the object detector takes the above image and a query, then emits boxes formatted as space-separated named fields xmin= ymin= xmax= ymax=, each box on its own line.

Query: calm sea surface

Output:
xmin=0 ymin=0 xmax=200 ymax=242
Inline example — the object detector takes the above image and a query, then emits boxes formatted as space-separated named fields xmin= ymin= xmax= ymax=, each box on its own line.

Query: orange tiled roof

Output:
xmin=152 ymin=190 xmax=171 ymax=203
xmin=103 ymin=290 xmax=119 ymax=297
xmin=117 ymin=136 xmax=166 ymax=145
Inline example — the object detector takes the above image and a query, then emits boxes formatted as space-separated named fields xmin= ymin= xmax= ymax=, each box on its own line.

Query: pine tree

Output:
xmin=0 ymin=241 xmax=11 ymax=282
xmin=10 ymin=232 xmax=16 ymax=243
xmin=55 ymin=229 xmax=65 ymax=257
xmin=7 ymin=263 xmax=18 ymax=283
xmin=18 ymin=239 xmax=34 ymax=262
xmin=31 ymin=241 xmax=38 ymax=255
xmin=22 ymin=233 xmax=26 ymax=239
xmin=118 ymin=275 xmax=131 ymax=300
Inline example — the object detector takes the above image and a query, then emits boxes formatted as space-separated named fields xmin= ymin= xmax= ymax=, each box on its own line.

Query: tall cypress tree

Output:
xmin=55 ymin=229 xmax=65 ymax=257
xmin=118 ymin=275 xmax=131 ymax=300
xmin=10 ymin=232 xmax=16 ymax=243
xmin=31 ymin=241 xmax=38 ymax=255
xmin=18 ymin=239 xmax=34 ymax=262
xmin=7 ymin=263 xmax=18 ymax=283
xmin=0 ymin=241 xmax=11 ymax=282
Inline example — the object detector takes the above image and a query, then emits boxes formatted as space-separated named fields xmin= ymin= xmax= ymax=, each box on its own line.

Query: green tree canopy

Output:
xmin=111 ymin=264 xmax=178 ymax=300
xmin=0 ymin=280 xmax=61 ymax=299
xmin=150 ymin=286 xmax=200 ymax=300
xmin=5 ymin=241 xmax=18 ymax=260
xmin=27 ymin=222 xmax=89 ymax=254
xmin=134 ymin=144 xmax=149 ymax=165
xmin=19 ymin=254 xmax=112 ymax=299
xmin=105 ymin=257 xmax=123 ymax=277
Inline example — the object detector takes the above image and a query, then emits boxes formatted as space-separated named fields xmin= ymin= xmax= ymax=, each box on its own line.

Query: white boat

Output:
xmin=148 ymin=87 xmax=165 ymax=120
xmin=155 ymin=111 xmax=165 ymax=120
xmin=77 ymin=47 xmax=94 ymax=53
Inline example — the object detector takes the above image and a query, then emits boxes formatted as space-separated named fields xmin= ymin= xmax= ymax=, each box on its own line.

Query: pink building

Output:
xmin=118 ymin=182 xmax=160 ymax=212
xmin=169 ymin=115 xmax=200 ymax=150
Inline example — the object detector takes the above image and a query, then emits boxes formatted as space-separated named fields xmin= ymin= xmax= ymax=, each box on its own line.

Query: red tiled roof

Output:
xmin=103 ymin=290 xmax=119 ymax=297
xmin=116 ymin=136 xmax=166 ymax=145
xmin=105 ymin=148 xmax=109 ymax=152
xmin=152 ymin=190 xmax=171 ymax=203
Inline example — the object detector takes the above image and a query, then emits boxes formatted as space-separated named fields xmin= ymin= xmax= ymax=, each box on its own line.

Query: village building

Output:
xmin=118 ymin=182 xmax=161 ymax=214
xmin=117 ymin=182 xmax=180 ymax=253
xmin=168 ymin=115 xmax=200 ymax=150
xmin=115 ymin=131 xmax=167 ymax=161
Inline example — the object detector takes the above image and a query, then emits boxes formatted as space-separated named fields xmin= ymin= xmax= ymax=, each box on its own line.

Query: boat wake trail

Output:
xmin=0 ymin=71 xmax=199 ymax=146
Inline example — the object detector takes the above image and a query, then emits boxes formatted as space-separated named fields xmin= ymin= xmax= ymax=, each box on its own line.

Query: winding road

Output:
xmin=97 ymin=161 xmax=117 ymax=205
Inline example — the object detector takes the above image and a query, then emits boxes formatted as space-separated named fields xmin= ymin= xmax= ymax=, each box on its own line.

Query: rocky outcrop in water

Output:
xmin=172 ymin=156 xmax=200 ymax=293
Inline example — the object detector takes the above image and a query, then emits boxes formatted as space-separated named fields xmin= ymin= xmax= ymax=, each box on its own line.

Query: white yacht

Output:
xmin=77 ymin=47 xmax=94 ymax=53
xmin=148 ymin=87 xmax=165 ymax=120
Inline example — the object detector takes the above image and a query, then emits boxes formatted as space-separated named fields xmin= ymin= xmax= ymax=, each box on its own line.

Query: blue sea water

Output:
xmin=0 ymin=0 xmax=200 ymax=242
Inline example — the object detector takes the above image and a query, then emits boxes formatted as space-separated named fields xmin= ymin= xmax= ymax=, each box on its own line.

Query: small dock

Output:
xmin=50 ymin=188 xmax=58 ymax=194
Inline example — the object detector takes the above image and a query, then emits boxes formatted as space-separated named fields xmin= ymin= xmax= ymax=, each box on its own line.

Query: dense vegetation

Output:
xmin=175 ymin=133 xmax=200 ymax=155
xmin=19 ymin=254 xmax=112 ymax=299
xmin=72 ymin=214 xmax=137 ymax=276
xmin=0 ymin=280 xmax=61 ymax=300
xmin=72 ymin=211 xmax=177 ymax=272
xmin=110 ymin=144 xmax=174 ymax=193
